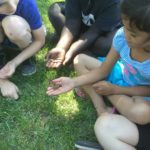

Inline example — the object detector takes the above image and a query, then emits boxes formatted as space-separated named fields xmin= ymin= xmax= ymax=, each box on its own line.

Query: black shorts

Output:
xmin=136 ymin=123 xmax=150 ymax=150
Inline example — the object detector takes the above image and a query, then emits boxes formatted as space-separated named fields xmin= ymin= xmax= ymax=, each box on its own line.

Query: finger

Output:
xmin=47 ymin=86 xmax=56 ymax=92
xmin=52 ymin=78 xmax=62 ymax=83
xmin=45 ymin=52 xmax=51 ymax=61
xmin=54 ymin=61 xmax=62 ymax=68
xmin=46 ymin=89 xmax=58 ymax=95
xmin=63 ymin=58 xmax=69 ymax=65
xmin=92 ymin=83 xmax=98 ymax=87
xmin=46 ymin=60 xmax=55 ymax=68
xmin=47 ymin=88 xmax=63 ymax=96
xmin=46 ymin=59 xmax=62 ymax=68
xmin=15 ymin=86 xmax=19 ymax=93
xmin=13 ymin=92 xmax=19 ymax=100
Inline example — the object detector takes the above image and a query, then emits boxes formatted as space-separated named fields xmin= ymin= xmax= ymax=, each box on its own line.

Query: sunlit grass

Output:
xmin=0 ymin=0 xmax=97 ymax=149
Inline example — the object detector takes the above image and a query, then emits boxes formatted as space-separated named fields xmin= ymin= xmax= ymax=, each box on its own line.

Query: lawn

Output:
xmin=0 ymin=0 xmax=97 ymax=150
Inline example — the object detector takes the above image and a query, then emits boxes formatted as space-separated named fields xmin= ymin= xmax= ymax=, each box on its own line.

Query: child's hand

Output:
xmin=0 ymin=80 xmax=19 ymax=100
xmin=45 ymin=47 xmax=66 ymax=68
xmin=46 ymin=77 xmax=75 ymax=96
xmin=93 ymin=81 xmax=118 ymax=95
xmin=0 ymin=61 xmax=16 ymax=79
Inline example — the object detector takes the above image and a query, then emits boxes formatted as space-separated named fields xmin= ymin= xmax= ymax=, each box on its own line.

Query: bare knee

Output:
xmin=73 ymin=54 xmax=88 ymax=70
xmin=2 ymin=15 xmax=32 ymax=48
xmin=94 ymin=113 xmax=112 ymax=138
xmin=48 ymin=3 xmax=62 ymax=18
xmin=94 ymin=113 xmax=139 ymax=149
xmin=73 ymin=54 xmax=87 ymax=65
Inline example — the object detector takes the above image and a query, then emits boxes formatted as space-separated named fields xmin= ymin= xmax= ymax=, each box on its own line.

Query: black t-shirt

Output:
xmin=65 ymin=0 xmax=121 ymax=32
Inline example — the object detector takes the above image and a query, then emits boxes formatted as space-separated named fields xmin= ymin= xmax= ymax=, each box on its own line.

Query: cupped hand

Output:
xmin=0 ymin=61 xmax=16 ymax=79
xmin=45 ymin=47 xmax=66 ymax=68
xmin=46 ymin=77 xmax=75 ymax=96
xmin=0 ymin=80 xmax=19 ymax=100
xmin=93 ymin=81 xmax=118 ymax=95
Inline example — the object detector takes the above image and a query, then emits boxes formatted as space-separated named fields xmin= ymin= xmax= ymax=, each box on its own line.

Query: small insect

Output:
xmin=49 ymin=80 xmax=61 ymax=89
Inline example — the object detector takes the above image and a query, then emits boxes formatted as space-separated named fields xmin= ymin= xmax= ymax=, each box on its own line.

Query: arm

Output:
xmin=63 ymin=2 xmax=121 ymax=64
xmin=45 ymin=18 xmax=81 ymax=68
xmin=93 ymin=81 xmax=150 ymax=97
xmin=0 ymin=26 xmax=45 ymax=78
xmin=115 ymin=85 xmax=150 ymax=97
xmin=47 ymin=47 xmax=120 ymax=95
xmin=56 ymin=19 xmax=81 ymax=51
xmin=12 ymin=26 xmax=45 ymax=67
xmin=66 ymin=23 xmax=102 ymax=55
xmin=63 ymin=23 xmax=103 ymax=65
xmin=74 ymin=47 xmax=119 ymax=87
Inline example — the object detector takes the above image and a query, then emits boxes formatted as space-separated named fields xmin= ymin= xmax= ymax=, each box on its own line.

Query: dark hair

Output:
xmin=121 ymin=0 xmax=150 ymax=32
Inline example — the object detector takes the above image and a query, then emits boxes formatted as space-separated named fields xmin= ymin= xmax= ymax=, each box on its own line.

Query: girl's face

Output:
xmin=122 ymin=16 xmax=150 ymax=50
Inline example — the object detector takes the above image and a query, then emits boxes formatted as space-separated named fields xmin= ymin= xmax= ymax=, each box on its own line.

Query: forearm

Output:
xmin=68 ymin=28 xmax=100 ymax=55
xmin=115 ymin=85 xmax=150 ymax=96
xmin=56 ymin=19 xmax=81 ymax=51
xmin=73 ymin=67 xmax=107 ymax=88
xmin=11 ymin=40 xmax=44 ymax=67
xmin=56 ymin=27 xmax=74 ymax=51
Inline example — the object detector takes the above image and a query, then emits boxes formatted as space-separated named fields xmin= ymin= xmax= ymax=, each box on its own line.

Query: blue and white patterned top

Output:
xmin=113 ymin=27 xmax=150 ymax=86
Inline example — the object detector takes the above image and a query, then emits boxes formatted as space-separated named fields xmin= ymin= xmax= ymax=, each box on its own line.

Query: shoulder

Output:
xmin=18 ymin=0 xmax=38 ymax=9
xmin=17 ymin=0 xmax=42 ymax=30
xmin=113 ymin=27 xmax=127 ymax=53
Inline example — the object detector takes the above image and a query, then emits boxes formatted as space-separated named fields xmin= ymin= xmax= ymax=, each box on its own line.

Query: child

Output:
xmin=47 ymin=0 xmax=150 ymax=149
xmin=0 ymin=0 xmax=45 ymax=99
xmin=46 ymin=0 xmax=121 ymax=68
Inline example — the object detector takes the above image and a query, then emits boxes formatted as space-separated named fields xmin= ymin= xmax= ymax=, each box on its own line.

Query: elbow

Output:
xmin=41 ymin=36 xmax=45 ymax=47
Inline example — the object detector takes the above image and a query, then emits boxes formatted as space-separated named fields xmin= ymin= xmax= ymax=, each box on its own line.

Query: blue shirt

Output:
xmin=0 ymin=0 xmax=42 ymax=30
xmin=113 ymin=27 xmax=150 ymax=86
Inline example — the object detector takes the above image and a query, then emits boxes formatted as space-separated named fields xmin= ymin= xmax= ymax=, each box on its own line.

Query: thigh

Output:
xmin=2 ymin=15 xmax=32 ymax=49
xmin=108 ymin=95 xmax=150 ymax=124
xmin=74 ymin=54 xmax=102 ymax=70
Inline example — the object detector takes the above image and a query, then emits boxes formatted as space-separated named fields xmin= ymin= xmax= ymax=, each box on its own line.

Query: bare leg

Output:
xmin=94 ymin=113 xmax=139 ymax=150
xmin=74 ymin=54 xmax=107 ymax=116
xmin=107 ymin=95 xmax=150 ymax=124
xmin=48 ymin=2 xmax=65 ymax=36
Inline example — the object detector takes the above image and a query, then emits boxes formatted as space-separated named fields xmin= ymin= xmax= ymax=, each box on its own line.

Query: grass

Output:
xmin=0 ymin=0 xmax=97 ymax=149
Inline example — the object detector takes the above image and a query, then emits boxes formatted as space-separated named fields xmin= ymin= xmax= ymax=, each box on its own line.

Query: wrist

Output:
xmin=73 ymin=77 xmax=82 ymax=88
xmin=11 ymin=58 xmax=19 ymax=68
xmin=56 ymin=46 xmax=67 ymax=52
xmin=113 ymin=85 xmax=122 ymax=95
